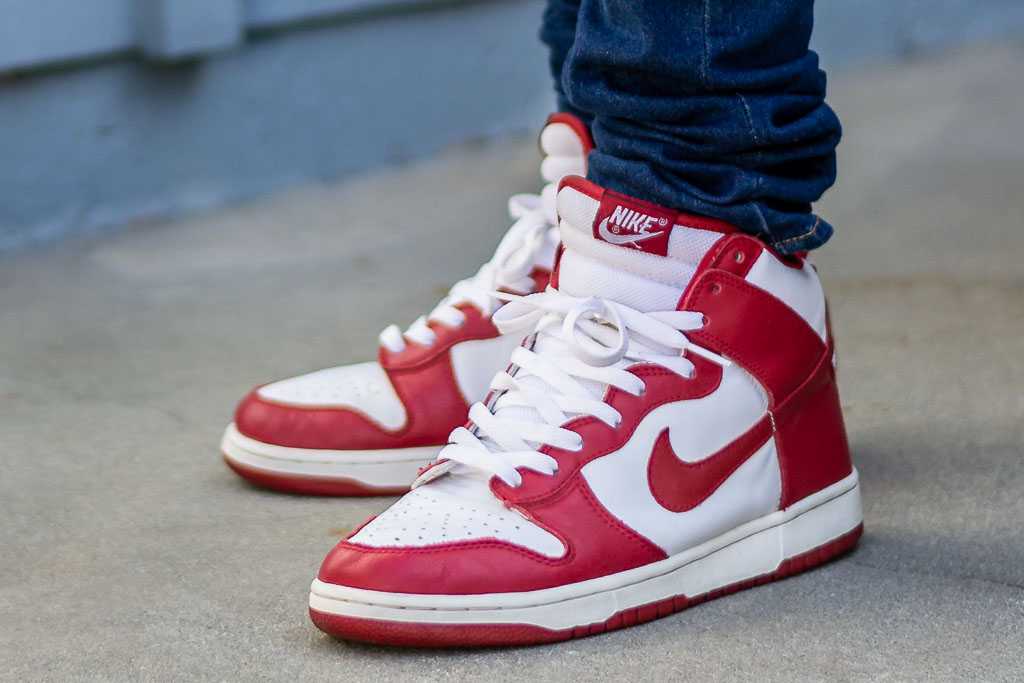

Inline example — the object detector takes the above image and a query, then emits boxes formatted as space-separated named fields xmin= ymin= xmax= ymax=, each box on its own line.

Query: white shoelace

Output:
xmin=423 ymin=289 xmax=729 ymax=488
xmin=378 ymin=192 xmax=557 ymax=354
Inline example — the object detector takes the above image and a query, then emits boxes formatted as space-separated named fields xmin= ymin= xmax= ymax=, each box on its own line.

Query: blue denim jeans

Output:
xmin=540 ymin=1 xmax=841 ymax=253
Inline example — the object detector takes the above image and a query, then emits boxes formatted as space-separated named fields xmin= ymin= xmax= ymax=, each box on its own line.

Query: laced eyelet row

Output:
xmin=437 ymin=294 xmax=713 ymax=493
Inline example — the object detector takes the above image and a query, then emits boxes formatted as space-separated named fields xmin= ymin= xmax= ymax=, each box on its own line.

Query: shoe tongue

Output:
xmin=555 ymin=179 xmax=732 ymax=312
xmin=538 ymin=114 xmax=593 ymax=224
xmin=486 ymin=114 xmax=593 ymax=297
xmin=421 ymin=115 xmax=594 ymax=490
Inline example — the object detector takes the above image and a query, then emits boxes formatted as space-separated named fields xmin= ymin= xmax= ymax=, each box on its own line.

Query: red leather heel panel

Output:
xmin=774 ymin=351 xmax=853 ymax=509
xmin=681 ymin=271 xmax=826 ymax=406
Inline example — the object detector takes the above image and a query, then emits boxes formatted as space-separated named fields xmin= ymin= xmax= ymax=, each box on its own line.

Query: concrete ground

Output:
xmin=2 ymin=43 xmax=1023 ymax=681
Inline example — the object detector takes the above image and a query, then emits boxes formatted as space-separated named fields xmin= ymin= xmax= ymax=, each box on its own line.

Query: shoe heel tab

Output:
xmin=543 ymin=112 xmax=594 ymax=158
xmin=557 ymin=174 xmax=602 ymax=198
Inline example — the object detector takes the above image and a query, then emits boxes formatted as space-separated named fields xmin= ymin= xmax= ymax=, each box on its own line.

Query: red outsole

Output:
xmin=223 ymin=454 xmax=409 ymax=497
xmin=310 ymin=523 xmax=863 ymax=647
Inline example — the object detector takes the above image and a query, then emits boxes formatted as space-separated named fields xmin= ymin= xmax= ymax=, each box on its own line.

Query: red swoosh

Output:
xmin=648 ymin=415 xmax=774 ymax=512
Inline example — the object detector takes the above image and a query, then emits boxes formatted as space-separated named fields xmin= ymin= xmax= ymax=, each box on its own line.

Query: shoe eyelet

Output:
xmin=637 ymin=383 xmax=647 ymax=397
xmin=709 ymin=282 xmax=722 ymax=295
xmin=734 ymin=251 xmax=745 ymax=264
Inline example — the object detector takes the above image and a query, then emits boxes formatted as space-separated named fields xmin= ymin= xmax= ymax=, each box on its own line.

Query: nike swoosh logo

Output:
xmin=647 ymin=414 xmax=774 ymax=513
xmin=597 ymin=217 xmax=662 ymax=247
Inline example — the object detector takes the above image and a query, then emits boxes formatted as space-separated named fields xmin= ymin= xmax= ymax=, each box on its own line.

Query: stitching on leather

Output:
xmin=249 ymin=391 xmax=415 ymax=440
xmin=563 ymin=228 xmax=693 ymax=289
xmin=693 ymin=274 xmax=824 ymax=402
xmin=341 ymin=538 xmax=566 ymax=566
xmin=576 ymin=478 xmax=666 ymax=560
xmin=508 ymin=362 xmax=724 ymax=506
xmin=648 ymin=416 xmax=773 ymax=512
xmin=381 ymin=305 xmax=499 ymax=371
xmin=337 ymin=478 xmax=655 ymax=571
xmin=774 ymin=342 xmax=849 ymax=507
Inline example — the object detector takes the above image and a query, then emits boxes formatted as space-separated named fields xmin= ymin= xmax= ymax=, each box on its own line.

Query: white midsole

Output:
xmin=309 ymin=470 xmax=862 ymax=629
xmin=221 ymin=423 xmax=438 ymax=487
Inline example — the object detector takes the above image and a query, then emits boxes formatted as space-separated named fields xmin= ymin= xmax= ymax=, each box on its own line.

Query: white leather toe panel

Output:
xmin=349 ymin=482 xmax=565 ymax=558
xmin=257 ymin=361 xmax=407 ymax=430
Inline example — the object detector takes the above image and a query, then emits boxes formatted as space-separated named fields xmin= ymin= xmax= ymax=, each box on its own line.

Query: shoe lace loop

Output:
xmin=417 ymin=289 xmax=726 ymax=488
xmin=378 ymin=194 xmax=555 ymax=353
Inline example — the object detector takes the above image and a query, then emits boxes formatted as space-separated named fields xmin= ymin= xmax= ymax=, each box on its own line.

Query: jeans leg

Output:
xmin=540 ymin=0 xmax=591 ymax=121
xmin=561 ymin=0 xmax=841 ymax=253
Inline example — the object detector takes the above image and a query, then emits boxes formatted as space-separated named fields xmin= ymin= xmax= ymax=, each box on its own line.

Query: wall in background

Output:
xmin=813 ymin=0 xmax=1024 ymax=71
xmin=0 ymin=0 xmax=469 ymax=71
xmin=0 ymin=1 xmax=552 ymax=251
xmin=1 ymin=0 xmax=1022 ymax=251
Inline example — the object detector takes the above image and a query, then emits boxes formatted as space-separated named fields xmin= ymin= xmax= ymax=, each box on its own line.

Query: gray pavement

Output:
xmin=2 ymin=43 xmax=1023 ymax=681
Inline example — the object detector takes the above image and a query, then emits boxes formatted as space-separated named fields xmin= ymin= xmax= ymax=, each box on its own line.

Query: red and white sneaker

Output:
xmin=221 ymin=114 xmax=594 ymax=495
xmin=309 ymin=176 xmax=863 ymax=645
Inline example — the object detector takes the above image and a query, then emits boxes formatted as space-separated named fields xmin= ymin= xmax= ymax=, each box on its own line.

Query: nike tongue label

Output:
xmin=592 ymin=190 xmax=675 ymax=256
